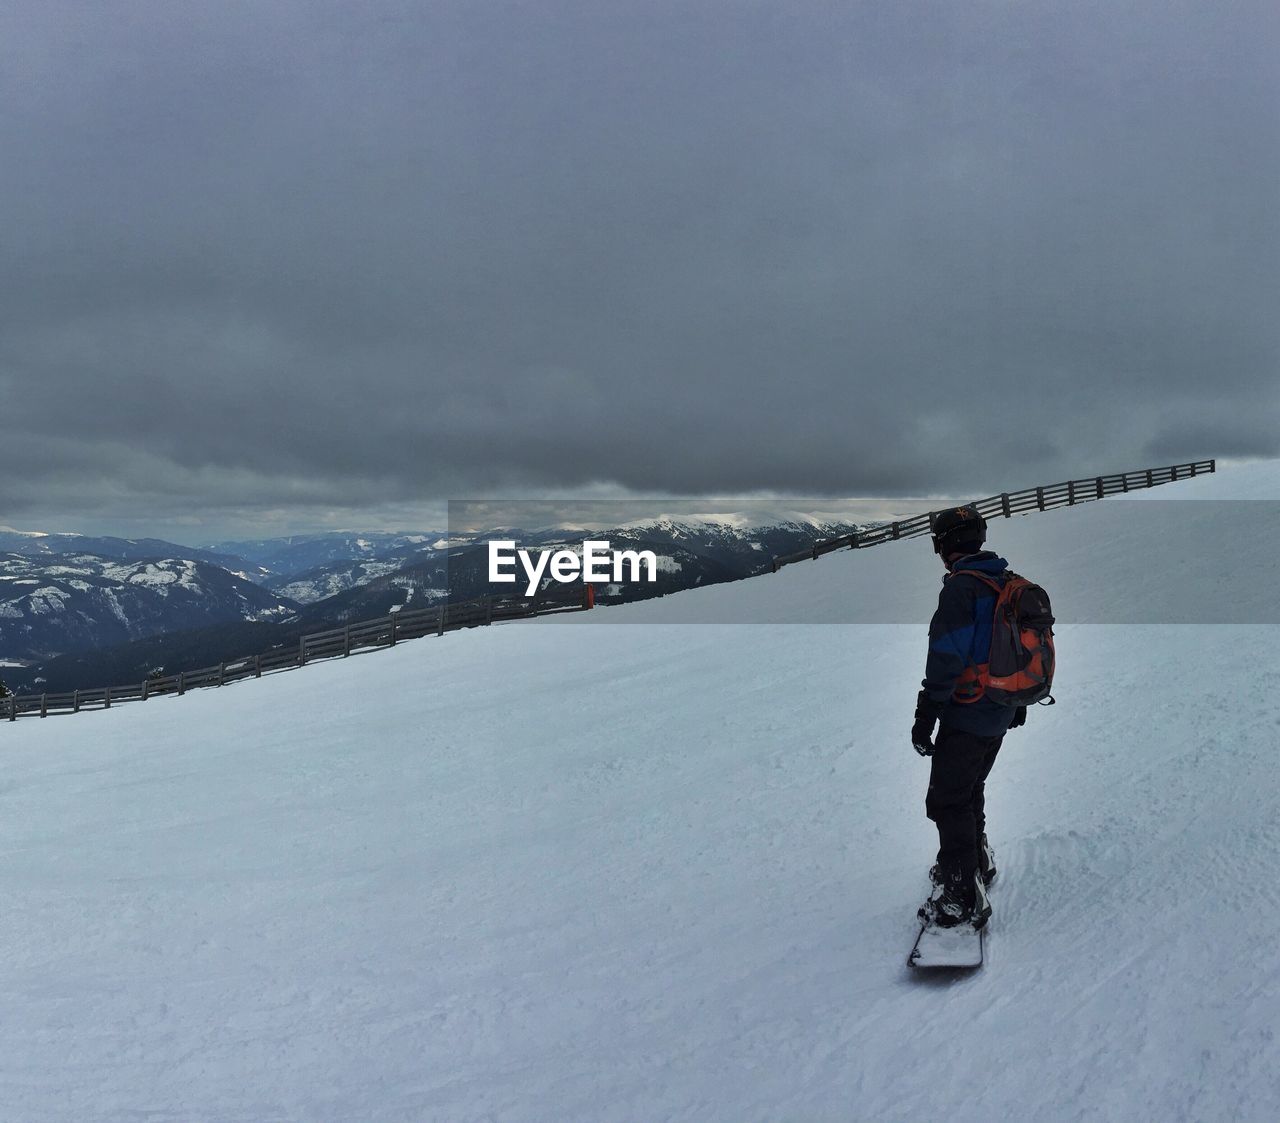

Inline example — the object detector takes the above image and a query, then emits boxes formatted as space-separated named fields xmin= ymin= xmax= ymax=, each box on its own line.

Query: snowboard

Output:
xmin=909 ymin=852 xmax=994 ymax=969
xmin=908 ymin=918 xmax=984 ymax=969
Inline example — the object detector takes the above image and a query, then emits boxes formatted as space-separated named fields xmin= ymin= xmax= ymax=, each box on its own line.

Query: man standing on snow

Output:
xmin=910 ymin=505 xmax=1027 ymax=929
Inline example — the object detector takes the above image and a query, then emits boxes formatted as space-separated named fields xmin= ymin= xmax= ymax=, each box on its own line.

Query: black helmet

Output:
xmin=931 ymin=504 xmax=987 ymax=556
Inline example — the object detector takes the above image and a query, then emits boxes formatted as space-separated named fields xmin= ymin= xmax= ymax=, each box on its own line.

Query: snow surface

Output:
xmin=2 ymin=460 xmax=1279 ymax=1120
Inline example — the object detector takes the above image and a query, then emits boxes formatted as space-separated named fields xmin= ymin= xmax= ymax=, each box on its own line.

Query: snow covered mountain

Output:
xmin=3 ymin=517 xmax=864 ymax=690
xmin=267 ymin=557 xmax=429 ymax=604
xmin=571 ymin=514 xmax=866 ymax=597
xmin=0 ymin=553 xmax=298 ymax=663
xmin=204 ymin=532 xmax=456 ymax=605
xmin=210 ymin=531 xmax=449 ymax=581
xmin=229 ymin=518 xmax=864 ymax=605
xmin=0 ymin=526 xmax=255 ymax=573
xmin=3 ymin=459 xmax=1276 ymax=1119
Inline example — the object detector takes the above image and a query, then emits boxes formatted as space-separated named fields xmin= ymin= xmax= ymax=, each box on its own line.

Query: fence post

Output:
xmin=255 ymin=654 xmax=262 ymax=678
xmin=389 ymin=613 xmax=398 ymax=647
xmin=105 ymin=687 xmax=111 ymax=709
xmin=485 ymin=596 xmax=493 ymax=625
xmin=437 ymin=607 xmax=446 ymax=636
xmin=344 ymin=625 xmax=351 ymax=656
xmin=1067 ymin=480 xmax=1076 ymax=505
xmin=1209 ymin=458 xmax=1216 ymax=473
xmin=298 ymin=637 xmax=307 ymax=667
xmin=1035 ymin=486 xmax=1045 ymax=511
xmin=142 ymin=678 xmax=149 ymax=701
xmin=178 ymin=673 xmax=186 ymax=696
xmin=1146 ymin=468 xmax=1154 ymax=487
xmin=41 ymin=694 xmax=48 ymax=718
xmin=217 ymin=662 xmax=226 ymax=686
xmin=73 ymin=690 xmax=80 ymax=713
xmin=7 ymin=698 xmax=14 ymax=722
xmin=1000 ymin=494 xmax=1010 ymax=518
xmin=1095 ymin=477 xmax=1104 ymax=499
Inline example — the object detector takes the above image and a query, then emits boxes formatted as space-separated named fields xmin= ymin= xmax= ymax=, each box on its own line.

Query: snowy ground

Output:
xmin=2 ymin=462 xmax=1278 ymax=1121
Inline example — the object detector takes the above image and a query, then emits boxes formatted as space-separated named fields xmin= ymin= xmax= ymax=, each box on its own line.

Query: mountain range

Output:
xmin=0 ymin=527 xmax=255 ymax=573
xmin=0 ymin=517 xmax=861 ymax=693
xmin=0 ymin=552 xmax=297 ymax=665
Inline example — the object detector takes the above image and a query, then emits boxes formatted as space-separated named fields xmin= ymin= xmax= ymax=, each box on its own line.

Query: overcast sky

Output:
xmin=2 ymin=0 xmax=1276 ymax=543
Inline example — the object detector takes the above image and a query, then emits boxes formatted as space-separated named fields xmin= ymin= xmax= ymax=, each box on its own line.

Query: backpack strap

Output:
xmin=945 ymin=569 xmax=1008 ymax=705
xmin=947 ymin=568 xmax=1008 ymax=595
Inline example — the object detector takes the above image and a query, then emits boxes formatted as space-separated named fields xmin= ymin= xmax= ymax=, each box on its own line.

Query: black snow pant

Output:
xmin=926 ymin=727 xmax=1004 ymax=878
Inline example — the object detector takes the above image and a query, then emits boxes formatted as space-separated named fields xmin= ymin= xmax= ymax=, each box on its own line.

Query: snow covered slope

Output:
xmin=3 ymin=461 xmax=1278 ymax=1121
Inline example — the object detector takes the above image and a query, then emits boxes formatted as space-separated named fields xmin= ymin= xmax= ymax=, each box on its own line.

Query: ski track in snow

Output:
xmin=1 ymin=461 xmax=1279 ymax=1121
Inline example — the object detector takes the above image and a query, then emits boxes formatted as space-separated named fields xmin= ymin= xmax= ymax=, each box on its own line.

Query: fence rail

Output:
xmin=770 ymin=459 xmax=1215 ymax=571
xmin=4 ymin=588 xmax=591 ymax=723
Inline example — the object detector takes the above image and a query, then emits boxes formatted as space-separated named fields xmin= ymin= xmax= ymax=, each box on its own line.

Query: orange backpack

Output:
xmin=951 ymin=570 xmax=1056 ymax=707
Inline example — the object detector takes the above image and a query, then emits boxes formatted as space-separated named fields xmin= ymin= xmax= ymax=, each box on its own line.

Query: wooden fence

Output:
xmin=771 ymin=459 xmax=1215 ymax=571
xmin=4 ymin=588 xmax=590 ymax=723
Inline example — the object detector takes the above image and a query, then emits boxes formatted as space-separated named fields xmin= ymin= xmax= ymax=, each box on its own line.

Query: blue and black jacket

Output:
xmin=922 ymin=551 xmax=1018 ymax=738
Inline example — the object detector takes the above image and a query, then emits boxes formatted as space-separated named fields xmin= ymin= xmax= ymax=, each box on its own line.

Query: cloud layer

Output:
xmin=3 ymin=0 xmax=1276 ymax=540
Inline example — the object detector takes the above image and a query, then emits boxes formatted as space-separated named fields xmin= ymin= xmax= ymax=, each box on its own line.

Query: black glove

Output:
xmin=912 ymin=691 xmax=946 ymax=757
xmin=1009 ymin=705 xmax=1027 ymax=729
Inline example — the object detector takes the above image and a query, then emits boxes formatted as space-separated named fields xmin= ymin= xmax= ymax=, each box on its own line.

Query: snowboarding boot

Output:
xmin=930 ymin=835 xmax=997 ymax=888
xmin=977 ymin=833 xmax=997 ymax=887
xmin=919 ymin=868 xmax=992 ymax=930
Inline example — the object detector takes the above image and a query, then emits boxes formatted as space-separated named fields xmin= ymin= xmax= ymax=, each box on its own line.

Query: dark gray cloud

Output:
xmin=2 ymin=0 xmax=1276 ymax=541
